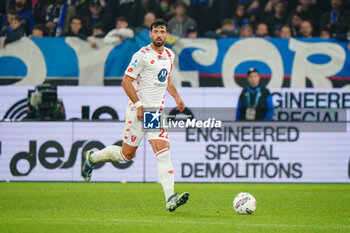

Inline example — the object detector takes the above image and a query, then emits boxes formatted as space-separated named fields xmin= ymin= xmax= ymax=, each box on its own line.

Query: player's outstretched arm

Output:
xmin=167 ymin=76 xmax=185 ymax=112
xmin=122 ymin=75 xmax=144 ymax=120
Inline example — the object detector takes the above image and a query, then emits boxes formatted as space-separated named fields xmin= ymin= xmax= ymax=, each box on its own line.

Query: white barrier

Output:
xmin=1 ymin=87 xmax=349 ymax=182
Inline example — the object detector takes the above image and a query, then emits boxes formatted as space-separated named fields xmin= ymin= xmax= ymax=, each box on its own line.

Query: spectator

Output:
xmin=262 ymin=0 xmax=278 ymax=16
xmin=74 ymin=0 xmax=105 ymax=14
xmin=91 ymin=22 xmax=105 ymax=38
xmin=187 ymin=0 xmax=215 ymax=36
xmin=289 ymin=12 xmax=302 ymax=37
xmin=45 ymin=0 xmax=76 ymax=36
xmin=265 ymin=0 xmax=287 ymax=37
xmin=1 ymin=10 xmax=16 ymax=30
xmin=143 ymin=12 xmax=155 ymax=29
xmin=279 ymin=24 xmax=292 ymax=38
xmin=236 ymin=67 xmax=274 ymax=121
xmin=205 ymin=19 xmax=237 ymax=38
xmin=30 ymin=23 xmax=49 ymax=37
xmin=288 ymin=0 xmax=320 ymax=34
xmin=0 ymin=14 xmax=25 ymax=47
xmin=320 ymin=29 xmax=331 ymax=38
xmin=34 ymin=0 xmax=53 ymax=24
xmin=134 ymin=12 xmax=156 ymax=34
xmin=162 ymin=1 xmax=177 ymax=21
xmin=81 ymin=0 xmax=107 ymax=36
xmin=185 ymin=24 xmax=198 ymax=38
xmin=7 ymin=0 xmax=35 ymax=35
xmin=103 ymin=16 xmax=134 ymax=44
xmin=246 ymin=0 xmax=260 ymax=27
xmin=63 ymin=15 xmax=96 ymax=48
xmin=159 ymin=0 xmax=178 ymax=14
xmin=255 ymin=22 xmax=270 ymax=37
xmin=247 ymin=0 xmax=260 ymax=15
xmin=168 ymin=1 xmax=196 ymax=37
xmin=129 ymin=0 xmax=163 ymax=28
xmin=239 ymin=24 xmax=254 ymax=37
xmin=233 ymin=3 xmax=249 ymax=31
xmin=300 ymin=20 xmax=313 ymax=38
xmin=210 ymin=0 xmax=235 ymax=33
xmin=104 ymin=0 xmax=136 ymax=32
xmin=319 ymin=0 xmax=350 ymax=35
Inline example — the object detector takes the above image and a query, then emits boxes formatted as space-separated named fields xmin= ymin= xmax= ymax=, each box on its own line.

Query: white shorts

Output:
xmin=123 ymin=106 xmax=169 ymax=147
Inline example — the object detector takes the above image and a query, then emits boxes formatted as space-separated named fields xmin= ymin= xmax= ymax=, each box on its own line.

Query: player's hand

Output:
xmin=137 ymin=105 xmax=144 ymax=121
xmin=175 ymin=96 xmax=185 ymax=112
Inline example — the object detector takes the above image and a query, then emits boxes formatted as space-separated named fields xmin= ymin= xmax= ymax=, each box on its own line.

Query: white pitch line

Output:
xmin=1 ymin=217 xmax=350 ymax=229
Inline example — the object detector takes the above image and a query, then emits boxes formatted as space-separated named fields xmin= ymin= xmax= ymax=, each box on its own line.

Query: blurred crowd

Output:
xmin=1 ymin=0 xmax=350 ymax=47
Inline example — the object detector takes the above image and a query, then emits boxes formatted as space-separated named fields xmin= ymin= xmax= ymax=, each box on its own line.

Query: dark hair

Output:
xmin=116 ymin=16 xmax=128 ymax=23
xmin=10 ymin=0 xmax=32 ymax=11
xmin=34 ymin=23 xmax=50 ymax=36
xmin=149 ymin=19 xmax=168 ymax=31
xmin=174 ymin=1 xmax=188 ymax=9
xmin=70 ymin=15 xmax=83 ymax=24
xmin=93 ymin=22 xmax=105 ymax=31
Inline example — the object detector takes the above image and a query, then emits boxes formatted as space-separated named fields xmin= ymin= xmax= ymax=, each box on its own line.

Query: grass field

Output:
xmin=1 ymin=182 xmax=350 ymax=233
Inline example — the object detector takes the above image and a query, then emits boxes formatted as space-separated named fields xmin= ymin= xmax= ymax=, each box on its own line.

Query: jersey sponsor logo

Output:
xmin=127 ymin=68 xmax=133 ymax=72
xmin=153 ymin=83 xmax=167 ymax=87
xmin=157 ymin=68 xmax=168 ymax=82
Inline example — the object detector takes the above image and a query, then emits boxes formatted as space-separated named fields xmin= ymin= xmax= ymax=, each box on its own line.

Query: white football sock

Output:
xmin=90 ymin=145 xmax=129 ymax=163
xmin=156 ymin=148 xmax=174 ymax=201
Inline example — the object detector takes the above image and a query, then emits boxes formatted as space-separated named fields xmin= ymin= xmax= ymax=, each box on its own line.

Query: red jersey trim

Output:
xmin=124 ymin=74 xmax=136 ymax=80
xmin=165 ymin=49 xmax=172 ymax=57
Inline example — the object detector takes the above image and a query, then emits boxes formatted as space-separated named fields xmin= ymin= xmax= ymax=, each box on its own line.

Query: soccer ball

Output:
xmin=233 ymin=192 xmax=257 ymax=215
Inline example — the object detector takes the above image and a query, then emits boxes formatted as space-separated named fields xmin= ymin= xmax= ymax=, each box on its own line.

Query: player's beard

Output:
xmin=153 ymin=37 xmax=165 ymax=47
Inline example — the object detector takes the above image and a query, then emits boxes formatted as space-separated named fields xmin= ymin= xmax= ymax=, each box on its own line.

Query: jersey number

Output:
xmin=159 ymin=128 xmax=169 ymax=139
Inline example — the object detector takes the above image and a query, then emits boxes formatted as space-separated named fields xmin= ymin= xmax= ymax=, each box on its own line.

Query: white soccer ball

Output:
xmin=233 ymin=192 xmax=257 ymax=215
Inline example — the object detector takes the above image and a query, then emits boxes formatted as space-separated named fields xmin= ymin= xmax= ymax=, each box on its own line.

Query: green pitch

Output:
xmin=1 ymin=182 xmax=350 ymax=233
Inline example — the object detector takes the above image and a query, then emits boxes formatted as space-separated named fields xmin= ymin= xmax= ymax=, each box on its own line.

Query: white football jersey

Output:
xmin=125 ymin=44 xmax=175 ymax=108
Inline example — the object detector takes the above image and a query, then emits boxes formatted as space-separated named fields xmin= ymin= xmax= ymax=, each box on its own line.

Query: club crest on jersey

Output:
xmin=157 ymin=68 xmax=168 ymax=82
xmin=131 ymin=135 xmax=137 ymax=142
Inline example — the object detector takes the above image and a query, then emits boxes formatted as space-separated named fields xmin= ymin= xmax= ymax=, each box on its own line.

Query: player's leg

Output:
xmin=149 ymin=138 xmax=190 ymax=212
xmin=89 ymin=141 xmax=137 ymax=163
xmin=82 ymin=142 xmax=137 ymax=182
xmin=82 ymin=106 xmax=143 ymax=181
xmin=149 ymin=139 xmax=174 ymax=200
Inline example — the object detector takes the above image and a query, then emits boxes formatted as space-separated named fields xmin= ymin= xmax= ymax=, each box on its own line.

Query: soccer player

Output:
xmin=82 ymin=19 xmax=190 ymax=212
